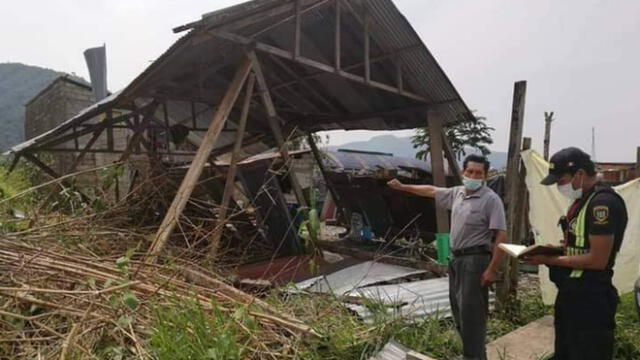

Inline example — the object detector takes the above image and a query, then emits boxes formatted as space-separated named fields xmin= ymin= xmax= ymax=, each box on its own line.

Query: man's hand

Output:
xmin=481 ymin=268 xmax=499 ymax=288
xmin=387 ymin=179 xmax=404 ymax=191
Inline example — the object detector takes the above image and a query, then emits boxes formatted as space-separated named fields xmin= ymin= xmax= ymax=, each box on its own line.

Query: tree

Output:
xmin=412 ymin=113 xmax=494 ymax=161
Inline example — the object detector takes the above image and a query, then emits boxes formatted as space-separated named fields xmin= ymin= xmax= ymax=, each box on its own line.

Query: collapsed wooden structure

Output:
xmin=6 ymin=0 xmax=474 ymax=260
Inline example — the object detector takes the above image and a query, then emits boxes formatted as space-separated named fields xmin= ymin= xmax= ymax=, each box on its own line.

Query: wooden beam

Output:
xmin=363 ymin=10 xmax=371 ymax=83
xmin=106 ymin=111 xmax=114 ymax=151
xmin=306 ymin=133 xmax=348 ymax=223
xmin=210 ymin=30 xmax=429 ymax=103
xmin=427 ymin=111 xmax=449 ymax=233
xmin=294 ymin=0 xmax=302 ymax=60
xmin=334 ymin=0 xmax=341 ymax=70
xmin=251 ymin=53 xmax=308 ymax=209
xmin=497 ymin=81 xmax=527 ymax=310
xmin=267 ymin=55 xmax=338 ymax=112
xmin=7 ymin=154 xmax=21 ymax=173
xmin=441 ymin=127 xmax=462 ymax=185
xmin=33 ymin=111 xmax=135 ymax=151
xmin=210 ymin=73 xmax=256 ymax=257
xmin=22 ymin=152 xmax=61 ymax=180
xmin=635 ymin=146 xmax=639 ymax=179
xmin=543 ymin=111 xmax=554 ymax=160
xmin=251 ymin=53 xmax=320 ymax=256
xmin=118 ymin=104 xmax=159 ymax=163
xmin=396 ymin=61 xmax=403 ymax=93
xmin=145 ymin=56 xmax=254 ymax=261
xmin=271 ymin=44 xmax=421 ymax=92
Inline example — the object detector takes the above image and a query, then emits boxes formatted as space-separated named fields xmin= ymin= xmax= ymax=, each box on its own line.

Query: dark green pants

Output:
xmin=449 ymin=253 xmax=490 ymax=360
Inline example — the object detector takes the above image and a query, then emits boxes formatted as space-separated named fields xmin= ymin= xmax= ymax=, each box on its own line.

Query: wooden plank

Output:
xmin=7 ymin=154 xmax=21 ymax=173
xmin=210 ymin=73 xmax=256 ymax=258
xmin=396 ymin=62 xmax=403 ymax=93
xmin=163 ymin=103 xmax=172 ymax=154
xmin=363 ymin=10 xmax=371 ymax=83
xmin=145 ymin=56 xmax=254 ymax=261
xmin=191 ymin=101 xmax=198 ymax=129
xmin=294 ymin=0 xmax=302 ymax=60
xmin=210 ymin=30 xmax=429 ymax=103
xmin=106 ymin=111 xmax=114 ymax=151
xmin=427 ymin=111 xmax=449 ymax=233
xmin=334 ymin=0 xmax=341 ymax=70
xmin=441 ymin=127 xmax=462 ymax=185
xmin=497 ymin=81 xmax=527 ymax=310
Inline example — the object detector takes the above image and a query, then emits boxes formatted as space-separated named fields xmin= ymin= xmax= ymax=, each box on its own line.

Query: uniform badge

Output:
xmin=593 ymin=205 xmax=610 ymax=225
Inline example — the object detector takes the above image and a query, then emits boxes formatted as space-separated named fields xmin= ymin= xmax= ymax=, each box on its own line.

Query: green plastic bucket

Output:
xmin=435 ymin=233 xmax=450 ymax=265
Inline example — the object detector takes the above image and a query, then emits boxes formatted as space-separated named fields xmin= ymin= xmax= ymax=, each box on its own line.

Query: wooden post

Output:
xmin=210 ymin=73 xmax=256 ymax=258
xmin=636 ymin=146 xmax=640 ymax=179
xmin=7 ymin=154 xmax=21 ymax=173
xmin=307 ymin=133 xmax=347 ymax=223
xmin=543 ymin=111 xmax=554 ymax=160
xmin=294 ymin=0 xmax=301 ymax=60
xmin=334 ymin=0 xmax=341 ymax=71
xmin=145 ymin=56 xmax=253 ymax=261
xmin=497 ymin=81 xmax=527 ymax=310
xmin=440 ymin=128 xmax=462 ymax=185
xmin=427 ymin=111 xmax=449 ymax=233
xmin=363 ymin=10 xmax=371 ymax=83
xmin=251 ymin=52 xmax=320 ymax=255
xmin=106 ymin=111 xmax=114 ymax=151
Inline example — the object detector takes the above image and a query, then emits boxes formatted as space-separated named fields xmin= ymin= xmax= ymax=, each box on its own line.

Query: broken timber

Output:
xmin=145 ymin=56 xmax=254 ymax=262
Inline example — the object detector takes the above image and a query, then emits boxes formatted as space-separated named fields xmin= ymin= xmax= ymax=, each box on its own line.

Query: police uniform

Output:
xmin=542 ymin=148 xmax=628 ymax=360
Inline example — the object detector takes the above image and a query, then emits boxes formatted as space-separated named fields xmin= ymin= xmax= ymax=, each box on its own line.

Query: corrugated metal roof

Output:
xmin=294 ymin=260 xmax=427 ymax=295
xmin=345 ymin=277 xmax=495 ymax=322
xmin=8 ymin=0 xmax=474 ymax=157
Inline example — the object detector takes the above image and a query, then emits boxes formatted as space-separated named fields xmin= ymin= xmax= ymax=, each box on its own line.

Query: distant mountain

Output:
xmin=330 ymin=134 xmax=508 ymax=170
xmin=0 ymin=63 xmax=70 ymax=151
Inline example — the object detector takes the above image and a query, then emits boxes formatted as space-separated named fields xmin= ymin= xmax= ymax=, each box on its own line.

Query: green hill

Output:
xmin=0 ymin=63 xmax=68 ymax=151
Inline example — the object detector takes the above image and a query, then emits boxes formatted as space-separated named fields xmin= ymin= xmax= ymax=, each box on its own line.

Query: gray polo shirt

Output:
xmin=435 ymin=185 xmax=506 ymax=251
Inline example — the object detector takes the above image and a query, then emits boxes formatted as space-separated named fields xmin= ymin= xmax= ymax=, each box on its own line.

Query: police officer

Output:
xmin=388 ymin=154 xmax=507 ymax=360
xmin=525 ymin=147 xmax=628 ymax=360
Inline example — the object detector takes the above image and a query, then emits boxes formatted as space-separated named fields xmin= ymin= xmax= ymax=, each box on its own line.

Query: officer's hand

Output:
xmin=480 ymin=268 xmax=499 ymax=288
xmin=387 ymin=179 xmax=404 ymax=190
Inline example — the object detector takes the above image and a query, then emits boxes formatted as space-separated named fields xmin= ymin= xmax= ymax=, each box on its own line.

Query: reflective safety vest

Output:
xmin=566 ymin=191 xmax=598 ymax=279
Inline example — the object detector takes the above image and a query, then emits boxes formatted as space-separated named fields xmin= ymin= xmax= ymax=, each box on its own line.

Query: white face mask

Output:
xmin=557 ymin=174 xmax=583 ymax=200
xmin=462 ymin=176 xmax=484 ymax=191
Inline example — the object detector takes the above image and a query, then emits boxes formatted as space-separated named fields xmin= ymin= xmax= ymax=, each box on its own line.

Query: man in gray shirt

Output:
xmin=388 ymin=154 xmax=507 ymax=360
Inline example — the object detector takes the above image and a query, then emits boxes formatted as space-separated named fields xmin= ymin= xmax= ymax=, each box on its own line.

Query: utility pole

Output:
xmin=543 ymin=111 xmax=554 ymax=161
xmin=591 ymin=127 xmax=597 ymax=162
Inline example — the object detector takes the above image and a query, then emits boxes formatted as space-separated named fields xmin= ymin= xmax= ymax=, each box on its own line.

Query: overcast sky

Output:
xmin=2 ymin=0 xmax=639 ymax=160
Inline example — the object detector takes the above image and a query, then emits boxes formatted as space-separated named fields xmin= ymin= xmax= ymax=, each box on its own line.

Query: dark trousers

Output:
xmin=552 ymin=280 xmax=618 ymax=360
xmin=449 ymin=253 xmax=490 ymax=360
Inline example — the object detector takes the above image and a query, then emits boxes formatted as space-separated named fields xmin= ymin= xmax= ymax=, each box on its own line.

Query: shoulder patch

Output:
xmin=593 ymin=205 xmax=610 ymax=225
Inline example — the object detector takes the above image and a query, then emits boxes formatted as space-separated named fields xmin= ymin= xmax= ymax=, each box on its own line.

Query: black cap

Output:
xmin=541 ymin=147 xmax=594 ymax=185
